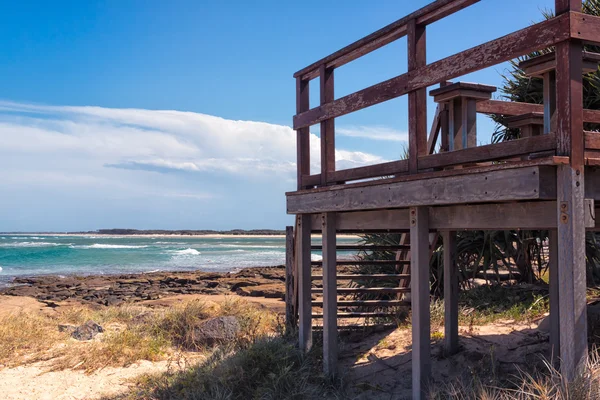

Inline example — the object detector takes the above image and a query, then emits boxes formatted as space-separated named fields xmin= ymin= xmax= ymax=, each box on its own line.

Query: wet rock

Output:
xmin=71 ymin=320 xmax=104 ymax=341
xmin=193 ymin=316 xmax=241 ymax=345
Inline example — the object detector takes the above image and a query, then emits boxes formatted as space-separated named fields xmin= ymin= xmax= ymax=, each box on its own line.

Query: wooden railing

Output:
xmin=293 ymin=0 xmax=600 ymax=190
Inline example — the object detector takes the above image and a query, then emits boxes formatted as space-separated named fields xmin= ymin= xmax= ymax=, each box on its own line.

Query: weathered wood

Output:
xmin=418 ymin=134 xmax=556 ymax=170
xmin=442 ymin=231 xmax=459 ymax=355
xmin=571 ymin=11 xmax=600 ymax=45
xmin=556 ymin=0 xmax=581 ymax=13
xmin=585 ymin=131 xmax=600 ymax=150
xmin=408 ymin=19 xmax=427 ymax=172
xmin=293 ymin=14 xmax=570 ymax=130
xmin=311 ymin=274 xmax=412 ymax=280
xmin=298 ymin=214 xmax=313 ymax=353
xmin=288 ymin=166 xmax=555 ymax=214
xmin=312 ymin=312 xmax=399 ymax=319
xmin=285 ymin=226 xmax=296 ymax=333
xmin=311 ymin=287 xmax=411 ymax=294
xmin=321 ymin=213 xmax=337 ymax=375
xmin=293 ymin=0 xmax=480 ymax=80
xmin=477 ymin=100 xmax=600 ymax=125
xmin=308 ymin=200 xmax=595 ymax=231
xmin=544 ymin=72 xmax=557 ymax=134
xmin=548 ymin=229 xmax=560 ymax=363
xmin=427 ymin=104 xmax=443 ymax=154
xmin=304 ymin=159 xmax=409 ymax=186
xmin=296 ymin=78 xmax=310 ymax=189
xmin=312 ymin=299 xmax=410 ymax=307
xmin=411 ymin=207 xmax=431 ymax=399
xmin=311 ymin=244 xmax=410 ymax=251
xmin=556 ymin=166 xmax=588 ymax=380
xmin=320 ymin=66 xmax=335 ymax=185
xmin=311 ymin=260 xmax=411 ymax=266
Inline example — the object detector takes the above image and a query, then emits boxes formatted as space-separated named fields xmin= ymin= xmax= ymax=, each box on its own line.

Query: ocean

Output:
xmin=0 ymin=234 xmax=359 ymax=285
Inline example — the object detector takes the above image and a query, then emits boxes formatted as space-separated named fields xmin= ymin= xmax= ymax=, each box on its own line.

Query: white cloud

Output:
xmin=337 ymin=125 xmax=408 ymax=142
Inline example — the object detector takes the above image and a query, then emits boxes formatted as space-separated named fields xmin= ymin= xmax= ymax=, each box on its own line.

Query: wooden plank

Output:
xmin=288 ymin=166 xmax=554 ymax=214
xmin=311 ymin=274 xmax=411 ymax=280
xmin=571 ymin=12 xmax=600 ymax=45
xmin=411 ymin=207 xmax=431 ymax=399
xmin=312 ymin=312 xmax=398 ymax=319
xmin=548 ymin=229 xmax=560 ymax=364
xmin=323 ymin=159 xmax=409 ymax=183
xmin=556 ymin=0 xmax=581 ymax=14
xmin=298 ymin=214 xmax=313 ymax=353
xmin=320 ymin=66 xmax=335 ymax=185
xmin=293 ymin=14 xmax=570 ymax=130
xmin=293 ymin=0 xmax=480 ymax=80
xmin=296 ymin=78 xmax=310 ymax=189
xmin=285 ymin=226 xmax=295 ymax=333
xmin=321 ymin=213 xmax=337 ymax=375
xmin=585 ymin=131 xmax=600 ymax=150
xmin=477 ymin=100 xmax=600 ymax=125
xmin=427 ymin=104 xmax=443 ymax=154
xmin=310 ymin=200 xmax=595 ymax=231
xmin=312 ymin=299 xmax=410 ymax=307
xmin=311 ymin=260 xmax=411 ymax=266
xmin=442 ymin=231 xmax=458 ymax=355
xmin=310 ymin=245 xmax=411 ymax=251
xmin=408 ymin=19 xmax=427 ymax=172
xmin=418 ymin=134 xmax=556 ymax=170
xmin=311 ymin=287 xmax=411 ymax=294
xmin=543 ymin=71 xmax=557 ymax=134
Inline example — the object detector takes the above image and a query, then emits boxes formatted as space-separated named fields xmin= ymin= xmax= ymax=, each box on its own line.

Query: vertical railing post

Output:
xmin=322 ymin=212 xmax=338 ymax=375
xmin=296 ymin=77 xmax=310 ymax=190
xmin=554 ymin=0 xmax=587 ymax=381
xmin=298 ymin=214 xmax=313 ymax=353
xmin=320 ymin=65 xmax=335 ymax=185
xmin=407 ymin=19 xmax=427 ymax=173
xmin=285 ymin=226 xmax=296 ymax=334
xmin=442 ymin=230 xmax=458 ymax=355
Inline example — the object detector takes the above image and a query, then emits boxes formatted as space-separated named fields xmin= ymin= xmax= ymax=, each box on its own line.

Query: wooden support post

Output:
xmin=320 ymin=65 xmax=335 ymax=186
xmin=410 ymin=207 xmax=431 ymax=399
xmin=543 ymin=71 xmax=557 ymax=134
xmin=442 ymin=231 xmax=458 ymax=355
xmin=296 ymin=78 xmax=310 ymax=189
xmin=548 ymin=229 xmax=560 ymax=363
xmin=555 ymin=18 xmax=587 ymax=379
xmin=407 ymin=19 xmax=427 ymax=172
xmin=322 ymin=212 xmax=338 ymax=375
xmin=298 ymin=214 xmax=313 ymax=353
xmin=285 ymin=226 xmax=296 ymax=333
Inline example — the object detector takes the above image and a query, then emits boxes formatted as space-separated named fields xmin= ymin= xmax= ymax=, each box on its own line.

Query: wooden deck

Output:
xmin=286 ymin=0 xmax=599 ymax=397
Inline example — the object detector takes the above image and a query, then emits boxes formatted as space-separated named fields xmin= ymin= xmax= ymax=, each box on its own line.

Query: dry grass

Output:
xmin=0 ymin=297 xmax=278 ymax=372
xmin=429 ymin=348 xmax=600 ymax=400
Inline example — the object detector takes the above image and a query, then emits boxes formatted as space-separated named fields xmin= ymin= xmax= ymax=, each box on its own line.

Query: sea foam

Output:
xmin=75 ymin=244 xmax=148 ymax=249
xmin=172 ymin=248 xmax=201 ymax=256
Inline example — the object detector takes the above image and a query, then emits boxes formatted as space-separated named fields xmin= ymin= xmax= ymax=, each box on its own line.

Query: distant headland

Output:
xmin=1 ymin=229 xmax=286 ymax=236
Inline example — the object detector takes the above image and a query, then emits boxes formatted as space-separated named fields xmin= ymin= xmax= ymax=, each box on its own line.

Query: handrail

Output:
xmin=478 ymin=100 xmax=600 ymax=125
xmin=294 ymin=0 xmax=480 ymax=80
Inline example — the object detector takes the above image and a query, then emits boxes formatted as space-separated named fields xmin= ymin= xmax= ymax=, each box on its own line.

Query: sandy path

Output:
xmin=0 ymin=360 xmax=173 ymax=400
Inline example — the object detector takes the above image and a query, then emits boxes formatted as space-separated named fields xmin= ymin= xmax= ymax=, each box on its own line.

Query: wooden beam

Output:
xmin=288 ymin=166 xmax=555 ymax=214
xmin=427 ymin=104 xmax=443 ymax=154
xmin=312 ymin=299 xmax=410 ymax=307
xmin=543 ymin=71 xmax=557 ymax=134
xmin=408 ymin=19 xmax=427 ymax=172
xmin=296 ymin=78 xmax=310 ymax=189
xmin=311 ymin=274 xmax=411 ymax=280
xmin=306 ymin=159 xmax=409 ymax=185
xmin=321 ymin=213 xmax=337 ymax=375
xmin=442 ymin=230 xmax=459 ymax=355
xmin=418 ymin=134 xmax=556 ymax=170
xmin=293 ymin=14 xmax=570 ymax=130
xmin=477 ymin=100 xmax=600 ymax=125
xmin=308 ymin=200 xmax=595 ymax=231
xmin=411 ymin=207 xmax=431 ymax=399
xmin=571 ymin=12 xmax=600 ymax=46
xmin=312 ymin=287 xmax=411 ymax=294
xmin=293 ymin=0 xmax=480 ymax=80
xmin=297 ymin=214 xmax=313 ymax=353
xmin=320 ymin=66 xmax=335 ymax=185
xmin=285 ymin=226 xmax=296 ymax=333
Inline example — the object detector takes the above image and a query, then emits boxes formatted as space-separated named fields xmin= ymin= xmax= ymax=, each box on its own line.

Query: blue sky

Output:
xmin=0 ymin=0 xmax=555 ymax=231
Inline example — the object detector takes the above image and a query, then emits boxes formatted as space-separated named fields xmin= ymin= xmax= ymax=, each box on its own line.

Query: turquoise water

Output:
xmin=0 ymin=234 xmax=358 ymax=284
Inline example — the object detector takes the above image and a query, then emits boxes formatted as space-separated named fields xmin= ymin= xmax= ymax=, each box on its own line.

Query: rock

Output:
xmin=58 ymin=324 xmax=77 ymax=335
xmin=71 ymin=320 xmax=104 ymax=340
xmin=193 ymin=316 xmax=241 ymax=345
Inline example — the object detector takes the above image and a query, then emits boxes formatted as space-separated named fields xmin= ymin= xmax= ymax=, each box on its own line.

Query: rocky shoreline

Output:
xmin=0 ymin=266 xmax=289 ymax=307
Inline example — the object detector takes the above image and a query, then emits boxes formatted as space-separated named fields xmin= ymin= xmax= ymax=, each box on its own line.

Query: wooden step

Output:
xmin=310 ymin=245 xmax=410 ymax=251
xmin=311 ymin=287 xmax=410 ymax=294
xmin=311 ymin=273 xmax=410 ymax=280
xmin=311 ymin=260 xmax=410 ymax=266
xmin=311 ymin=299 xmax=410 ymax=307
xmin=312 ymin=312 xmax=399 ymax=319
